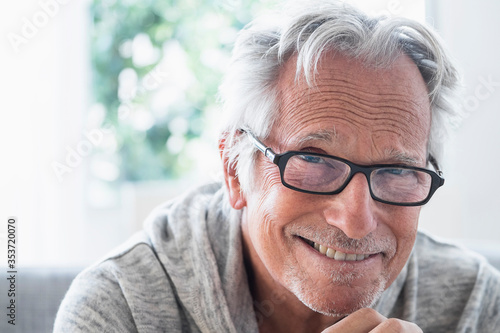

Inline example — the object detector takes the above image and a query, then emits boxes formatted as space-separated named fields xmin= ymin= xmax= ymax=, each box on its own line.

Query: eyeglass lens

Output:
xmin=282 ymin=154 xmax=433 ymax=204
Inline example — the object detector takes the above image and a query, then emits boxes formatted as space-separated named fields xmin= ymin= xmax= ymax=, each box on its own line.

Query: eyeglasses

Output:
xmin=243 ymin=130 xmax=444 ymax=206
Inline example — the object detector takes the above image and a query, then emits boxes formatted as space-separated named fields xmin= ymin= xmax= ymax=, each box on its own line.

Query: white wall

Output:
xmin=419 ymin=0 xmax=500 ymax=243
xmin=0 ymin=1 xmax=92 ymax=266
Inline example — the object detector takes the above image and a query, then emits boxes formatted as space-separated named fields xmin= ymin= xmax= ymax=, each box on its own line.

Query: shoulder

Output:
xmin=411 ymin=231 xmax=500 ymax=331
xmin=412 ymin=231 xmax=500 ymax=294
xmin=413 ymin=231 xmax=488 ymax=273
xmin=54 ymin=233 xmax=185 ymax=333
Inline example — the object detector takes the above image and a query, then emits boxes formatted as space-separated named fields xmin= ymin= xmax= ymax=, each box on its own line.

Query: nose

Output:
xmin=322 ymin=173 xmax=377 ymax=239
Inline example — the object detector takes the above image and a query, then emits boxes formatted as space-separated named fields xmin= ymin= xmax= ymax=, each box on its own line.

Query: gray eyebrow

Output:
xmin=294 ymin=130 xmax=423 ymax=167
xmin=295 ymin=128 xmax=337 ymax=146
xmin=384 ymin=148 xmax=423 ymax=167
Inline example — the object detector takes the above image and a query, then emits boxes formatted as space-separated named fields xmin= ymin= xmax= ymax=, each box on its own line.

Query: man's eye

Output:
xmin=380 ymin=168 xmax=416 ymax=178
xmin=299 ymin=155 xmax=324 ymax=164
xmin=385 ymin=168 xmax=404 ymax=175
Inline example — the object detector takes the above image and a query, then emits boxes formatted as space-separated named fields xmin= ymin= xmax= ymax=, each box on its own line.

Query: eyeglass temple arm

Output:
xmin=241 ymin=129 xmax=277 ymax=163
xmin=428 ymin=155 xmax=443 ymax=177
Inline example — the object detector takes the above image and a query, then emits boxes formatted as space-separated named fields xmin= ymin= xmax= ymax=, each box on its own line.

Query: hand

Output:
xmin=322 ymin=308 xmax=423 ymax=333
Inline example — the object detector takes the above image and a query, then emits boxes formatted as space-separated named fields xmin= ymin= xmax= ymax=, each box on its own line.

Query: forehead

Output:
xmin=273 ymin=52 xmax=431 ymax=164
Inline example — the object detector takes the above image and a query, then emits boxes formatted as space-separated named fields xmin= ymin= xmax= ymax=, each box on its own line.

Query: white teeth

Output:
xmin=346 ymin=253 xmax=357 ymax=261
xmin=334 ymin=251 xmax=346 ymax=260
xmin=312 ymin=242 xmax=368 ymax=261
xmin=326 ymin=248 xmax=336 ymax=258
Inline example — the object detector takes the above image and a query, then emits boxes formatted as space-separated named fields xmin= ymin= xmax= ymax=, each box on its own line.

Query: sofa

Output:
xmin=0 ymin=266 xmax=83 ymax=333
xmin=4 ymin=244 xmax=499 ymax=333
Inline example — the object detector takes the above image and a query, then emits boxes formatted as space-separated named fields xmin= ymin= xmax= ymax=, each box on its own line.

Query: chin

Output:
xmin=286 ymin=271 xmax=388 ymax=317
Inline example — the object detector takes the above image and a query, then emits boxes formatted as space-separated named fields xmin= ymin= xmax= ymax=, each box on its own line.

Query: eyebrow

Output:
xmin=295 ymin=129 xmax=337 ymax=146
xmin=384 ymin=148 xmax=423 ymax=167
xmin=293 ymin=130 xmax=423 ymax=167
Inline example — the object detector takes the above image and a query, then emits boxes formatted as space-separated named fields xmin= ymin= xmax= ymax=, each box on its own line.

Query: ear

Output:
xmin=219 ymin=135 xmax=247 ymax=210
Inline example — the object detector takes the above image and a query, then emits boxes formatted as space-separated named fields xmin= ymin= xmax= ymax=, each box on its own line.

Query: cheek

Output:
xmin=245 ymin=160 xmax=306 ymax=256
xmin=250 ymin=160 xmax=281 ymax=211
xmin=250 ymin=161 xmax=314 ymax=231
xmin=385 ymin=206 xmax=420 ymax=280
xmin=245 ymin=160 xmax=283 ymax=239
xmin=394 ymin=207 xmax=420 ymax=244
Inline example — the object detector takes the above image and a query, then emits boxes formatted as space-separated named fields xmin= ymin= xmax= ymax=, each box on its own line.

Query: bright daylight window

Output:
xmin=84 ymin=0 xmax=426 ymax=216
xmin=80 ymin=0 xmax=427 ymax=266
xmin=4 ymin=0 xmax=457 ymax=268
xmin=87 ymin=0 xmax=425 ymax=184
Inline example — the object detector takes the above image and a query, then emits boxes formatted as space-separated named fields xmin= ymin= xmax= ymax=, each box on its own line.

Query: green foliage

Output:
xmin=90 ymin=0 xmax=277 ymax=181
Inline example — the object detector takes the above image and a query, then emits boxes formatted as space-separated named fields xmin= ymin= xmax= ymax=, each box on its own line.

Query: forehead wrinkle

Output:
xmin=282 ymin=103 xmax=417 ymax=137
xmin=306 ymin=89 xmax=425 ymax=125
xmin=290 ymin=70 xmax=428 ymax=111
xmin=279 ymin=74 xmax=425 ymax=113
xmin=315 ymin=77 xmax=428 ymax=109
xmin=275 ymin=106 xmax=421 ymax=155
xmin=293 ymin=73 xmax=428 ymax=111
xmin=282 ymin=89 xmax=427 ymax=136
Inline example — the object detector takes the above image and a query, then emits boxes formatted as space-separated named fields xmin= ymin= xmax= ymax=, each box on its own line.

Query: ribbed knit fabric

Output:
xmin=54 ymin=182 xmax=500 ymax=332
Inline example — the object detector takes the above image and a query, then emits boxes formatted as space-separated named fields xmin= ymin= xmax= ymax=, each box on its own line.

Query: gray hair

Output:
xmin=219 ymin=0 xmax=462 ymax=196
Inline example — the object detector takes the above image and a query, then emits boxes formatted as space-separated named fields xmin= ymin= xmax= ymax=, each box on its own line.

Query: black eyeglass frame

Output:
xmin=243 ymin=130 xmax=445 ymax=206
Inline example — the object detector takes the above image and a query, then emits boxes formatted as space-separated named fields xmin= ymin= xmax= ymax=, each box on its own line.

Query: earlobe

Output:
xmin=219 ymin=136 xmax=247 ymax=210
xmin=226 ymin=172 xmax=247 ymax=210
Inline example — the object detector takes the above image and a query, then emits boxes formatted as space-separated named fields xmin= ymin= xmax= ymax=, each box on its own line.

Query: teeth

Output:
xmin=312 ymin=242 xmax=368 ymax=261
xmin=346 ymin=253 xmax=357 ymax=261
xmin=334 ymin=251 xmax=346 ymax=260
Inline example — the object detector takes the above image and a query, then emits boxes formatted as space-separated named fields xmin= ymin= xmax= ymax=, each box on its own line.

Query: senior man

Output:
xmin=55 ymin=1 xmax=500 ymax=332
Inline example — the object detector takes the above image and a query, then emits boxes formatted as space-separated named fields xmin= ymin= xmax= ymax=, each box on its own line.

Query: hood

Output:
xmin=143 ymin=182 xmax=259 ymax=333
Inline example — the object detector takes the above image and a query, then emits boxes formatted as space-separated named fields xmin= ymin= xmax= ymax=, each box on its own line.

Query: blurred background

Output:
xmin=1 ymin=0 xmax=499 ymax=268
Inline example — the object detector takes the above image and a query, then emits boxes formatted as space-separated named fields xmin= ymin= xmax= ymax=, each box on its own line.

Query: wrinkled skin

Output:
xmin=223 ymin=53 xmax=430 ymax=333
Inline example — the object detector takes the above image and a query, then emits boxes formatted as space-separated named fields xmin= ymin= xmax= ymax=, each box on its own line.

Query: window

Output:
xmin=3 ymin=0 xmax=499 ymax=268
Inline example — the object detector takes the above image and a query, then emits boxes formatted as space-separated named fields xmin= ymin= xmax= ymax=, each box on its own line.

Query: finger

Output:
xmin=322 ymin=308 xmax=387 ymax=332
xmin=369 ymin=318 xmax=423 ymax=333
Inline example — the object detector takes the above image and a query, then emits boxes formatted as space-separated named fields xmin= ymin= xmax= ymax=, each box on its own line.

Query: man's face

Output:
xmin=235 ymin=53 xmax=431 ymax=316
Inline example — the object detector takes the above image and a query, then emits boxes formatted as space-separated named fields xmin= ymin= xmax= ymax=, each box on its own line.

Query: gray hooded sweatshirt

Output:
xmin=54 ymin=182 xmax=500 ymax=332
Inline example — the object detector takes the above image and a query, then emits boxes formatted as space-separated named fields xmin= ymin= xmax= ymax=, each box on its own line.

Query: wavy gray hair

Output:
xmin=219 ymin=0 xmax=461 ymax=195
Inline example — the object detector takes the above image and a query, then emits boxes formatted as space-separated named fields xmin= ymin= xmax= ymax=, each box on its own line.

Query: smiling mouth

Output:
xmin=300 ymin=237 xmax=372 ymax=261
